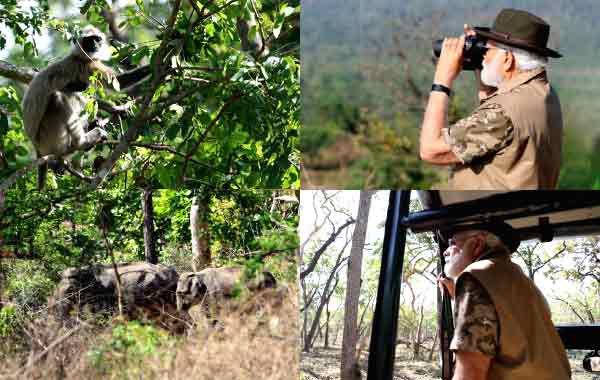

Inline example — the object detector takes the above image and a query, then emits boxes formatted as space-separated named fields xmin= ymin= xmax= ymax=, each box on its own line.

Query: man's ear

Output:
xmin=504 ymin=51 xmax=515 ymax=73
xmin=472 ymin=234 xmax=486 ymax=258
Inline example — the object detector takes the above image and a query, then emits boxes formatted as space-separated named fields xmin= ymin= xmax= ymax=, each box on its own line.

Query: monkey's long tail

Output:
xmin=37 ymin=161 xmax=48 ymax=191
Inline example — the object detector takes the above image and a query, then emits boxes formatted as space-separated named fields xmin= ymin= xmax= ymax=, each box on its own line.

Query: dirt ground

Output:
xmin=301 ymin=346 xmax=440 ymax=380
xmin=301 ymin=346 xmax=600 ymax=380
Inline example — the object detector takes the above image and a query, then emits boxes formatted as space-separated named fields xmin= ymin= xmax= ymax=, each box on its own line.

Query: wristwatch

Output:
xmin=431 ymin=83 xmax=452 ymax=97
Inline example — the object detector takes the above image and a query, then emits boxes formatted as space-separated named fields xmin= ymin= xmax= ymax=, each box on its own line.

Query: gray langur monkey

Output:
xmin=22 ymin=26 xmax=114 ymax=190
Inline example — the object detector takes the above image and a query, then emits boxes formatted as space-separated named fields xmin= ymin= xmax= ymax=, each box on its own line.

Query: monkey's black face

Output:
xmin=81 ymin=35 xmax=103 ymax=54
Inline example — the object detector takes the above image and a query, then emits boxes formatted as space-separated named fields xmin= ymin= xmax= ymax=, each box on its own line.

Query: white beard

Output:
xmin=444 ymin=248 xmax=474 ymax=280
xmin=481 ymin=53 xmax=504 ymax=87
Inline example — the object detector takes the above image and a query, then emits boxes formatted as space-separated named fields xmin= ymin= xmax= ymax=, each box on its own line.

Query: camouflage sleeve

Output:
xmin=450 ymin=273 xmax=499 ymax=357
xmin=442 ymin=103 xmax=514 ymax=164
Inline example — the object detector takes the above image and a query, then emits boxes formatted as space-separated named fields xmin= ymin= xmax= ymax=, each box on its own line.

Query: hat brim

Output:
xmin=474 ymin=26 xmax=562 ymax=58
xmin=438 ymin=221 xmax=521 ymax=253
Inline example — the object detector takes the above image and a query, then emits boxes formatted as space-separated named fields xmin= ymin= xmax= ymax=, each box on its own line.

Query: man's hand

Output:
xmin=434 ymin=34 xmax=465 ymax=88
xmin=438 ymin=273 xmax=456 ymax=299
xmin=453 ymin=350 xmax=492 ymax=380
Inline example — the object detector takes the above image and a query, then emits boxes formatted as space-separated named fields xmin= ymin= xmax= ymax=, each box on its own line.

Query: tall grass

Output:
xmin=0 ymin=284 xmax=298 ymax=380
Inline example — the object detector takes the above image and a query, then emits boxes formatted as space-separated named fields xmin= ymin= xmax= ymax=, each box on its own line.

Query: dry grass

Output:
xmin=0 ymin=284 xmax=299 ymax=380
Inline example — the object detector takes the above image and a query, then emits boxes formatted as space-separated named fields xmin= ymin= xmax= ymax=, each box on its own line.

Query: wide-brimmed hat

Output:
xmin=440 ymin=221 xmax=521 ymax=253
xmin=474 ymin=8 xmax=561 ymax=58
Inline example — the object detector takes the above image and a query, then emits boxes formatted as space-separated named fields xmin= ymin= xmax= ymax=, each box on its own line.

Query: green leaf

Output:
xmin=136 ymin=0 xmax=146 ymax=13
xmin=273 ymin=23 xmax=283 ymax=39
xmin=166 ymin=124 xmax=180 ymax=139
xmin=23 ymin=41 xmax=35 ymax=60
xmin=205 ymin=23 xmax=215 ymax=37
xmin=281 ymin=6 xmax=296 ymax=17
xmin=112 ymin=76 xmax=121 ymax=92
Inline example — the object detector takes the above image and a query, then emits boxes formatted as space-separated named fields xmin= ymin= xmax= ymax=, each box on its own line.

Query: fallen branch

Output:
xmin=11 ymin=324 xmax=84 ymax=378
xmin=300 ymin=367 xmax=323 ymax=379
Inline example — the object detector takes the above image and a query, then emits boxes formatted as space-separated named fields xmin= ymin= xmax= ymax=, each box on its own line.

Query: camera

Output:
xmin=432 ymin=34 xmax=488 ymax=71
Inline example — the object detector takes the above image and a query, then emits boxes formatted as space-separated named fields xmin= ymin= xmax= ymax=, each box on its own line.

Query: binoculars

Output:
xmin=432 ymin=34 xmax=488 ymax=71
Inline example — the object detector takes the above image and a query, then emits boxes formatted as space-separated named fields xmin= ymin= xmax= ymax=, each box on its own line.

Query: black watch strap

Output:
xmin=431 ymin=83 xmax=452 ymax=97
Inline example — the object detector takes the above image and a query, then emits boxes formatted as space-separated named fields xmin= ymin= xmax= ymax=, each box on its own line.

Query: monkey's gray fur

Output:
xmin=22 ymin=25 xmax=113 ymax=190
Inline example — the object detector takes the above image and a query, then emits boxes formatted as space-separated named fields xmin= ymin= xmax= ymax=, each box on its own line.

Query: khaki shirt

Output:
xmin=442 ymin=68 xmax=563 ymax=189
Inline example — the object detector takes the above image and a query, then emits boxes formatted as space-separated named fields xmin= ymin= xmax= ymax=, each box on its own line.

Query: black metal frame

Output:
xmin=367 ymin=190 xmax=411 ymax=380
xmin=556 ymin=325 xmax=600 ymax=350
xmin=367 ymin=190 xmax=600 ymax=380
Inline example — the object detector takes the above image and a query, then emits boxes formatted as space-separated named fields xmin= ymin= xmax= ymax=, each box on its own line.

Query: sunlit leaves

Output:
xmin=1 ymin=0 xmax=299 ymax=192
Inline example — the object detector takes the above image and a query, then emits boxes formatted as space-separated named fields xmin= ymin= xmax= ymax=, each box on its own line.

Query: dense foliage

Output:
xmin=1 ymin=0 xmax=300 ymax=190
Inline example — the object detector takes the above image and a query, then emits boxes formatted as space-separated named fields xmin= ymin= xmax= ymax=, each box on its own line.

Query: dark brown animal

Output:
xmin=50 ymin=262 xmax=189 ymax=332
xmin=175 ymin=266 xmax=277 ymax=313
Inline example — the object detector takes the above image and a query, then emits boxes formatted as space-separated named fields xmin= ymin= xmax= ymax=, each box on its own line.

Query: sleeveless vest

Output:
xmin=458 ymin=248 xmax=571 ymax=380
xmin=449 ymin=68 xmax=563 ymax=190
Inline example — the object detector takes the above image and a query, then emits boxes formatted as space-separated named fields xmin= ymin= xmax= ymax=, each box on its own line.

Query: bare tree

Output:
xmin=514 ymin=241 xmax=567 ymax=282
xmin=341 ymin=190 xmax=373 ymax=380
xmin=301 ymin=190 xmax=355 ymax=280
xmin=303 ymin=233 xmax=351 ymax=352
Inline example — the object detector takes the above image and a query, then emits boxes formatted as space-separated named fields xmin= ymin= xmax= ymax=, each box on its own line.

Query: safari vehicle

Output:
xmin=366 ymin=191 xmax=600 ymax=380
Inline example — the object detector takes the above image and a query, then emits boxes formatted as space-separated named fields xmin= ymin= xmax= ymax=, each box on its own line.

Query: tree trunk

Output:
xmin=142 ymin=188 xmax=157 ymax=264
xmin=190 ymin=195 xmax=211 ymax=271
xmin=0 ymin=189 xmax=5 ymax=213
xmin=413 ymin=303 xmax=425 ymax=360
xmin=341 ymin=190 xmax=373 ymax=380
xmin=0 ymin=259 xmax=4 ymax=310
xmin=324 ymin=301 xmax=330 ymax=349
xmin=429 ymin=326 xmax=438 ymax=361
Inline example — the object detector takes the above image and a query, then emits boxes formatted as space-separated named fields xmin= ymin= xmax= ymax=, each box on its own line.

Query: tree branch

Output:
xmin=249 ymin=0 xmax=268 ymax=57
xmin=199 ymin=0 xmax=238 ymax=20
xmin=0 ymin=61 xmax=134 ymax=115
xmin=300 ymin=218 xmax=356 ymax=280
xmin=554 ymin=296 xmax=587 ymax=323
xmin=0 ymin=60 xmax=34 ymax=83
xmin=101 ymin=140 xmax=226 ymax=172
xmin=179 ymin=93 xmax=243 ymax=183
xmin=91 ymin=0 xmax=184 ymax=189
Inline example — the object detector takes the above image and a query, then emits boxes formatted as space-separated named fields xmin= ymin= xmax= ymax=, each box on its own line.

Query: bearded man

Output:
xmin=437 ymin=223 xmax=571 ymax=380
xmin=419 ymin=9 xmax=563 ymax=189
